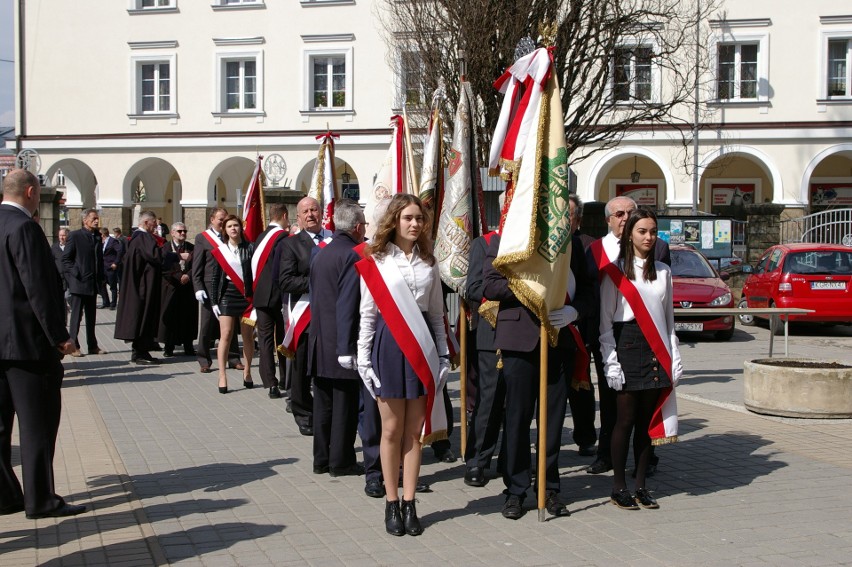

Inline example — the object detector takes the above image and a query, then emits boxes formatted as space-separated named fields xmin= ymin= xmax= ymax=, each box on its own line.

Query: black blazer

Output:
xmin=279 ymin=230 xmax=318 ymax=303
xmin=63 ymin=227 xmax=104 ymax=295
xmin=0 ymin=205 xmax=69 ymax=360
xmin=211 ymin=241 xmax=254 ymax=304
xmin=51 ymin=241 xmax=67 ymax=290
xmin=102 ymin=235 xmax=125 ymax=271
xmin=482 ymin=234 xmax=594 ymax=353
xmin=191 ymin=228 xmax=222 ymax=299
xmin=466 ymin=234 xmax=496 ymax=351
xmin=306 ymin=231 xmax=361 ymax=380
xmin=252 ymin=225 xmax=288 ymax=310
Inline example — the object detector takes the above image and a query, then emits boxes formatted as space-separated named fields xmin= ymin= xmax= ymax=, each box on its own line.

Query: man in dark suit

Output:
xmin=51 ymin=228 xmax=71 ymax=314
xmin=482 ymin=231 xmax=594 ymax=520
xmin=158 ymin=222 xmax=197 ymax=357
xmin=252 ymin=204 xmax=290 ymax=399
xmin=280 ymin=197 xmax=331 ymax=436
xmin=99 ymin=227 xmax=124 ymax=310
xmin=0 ymin=169 xmax=86 ymax=519
xmin=307 ymin=200 xmax=366 ymax=477
xmin=192 ymin=208 xmax=241 ymax=373
xmin=63 ymin=208 xmax=106 ymax=357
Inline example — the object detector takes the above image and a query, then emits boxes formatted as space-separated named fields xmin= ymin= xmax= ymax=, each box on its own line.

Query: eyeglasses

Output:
xmin=611 ymin=209 xmax=635 ymax=219
xmin=175 ymin=230 xmax=187 ymax=233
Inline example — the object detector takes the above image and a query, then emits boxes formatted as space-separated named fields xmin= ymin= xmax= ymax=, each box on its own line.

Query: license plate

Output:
xmin=675 ymin=322 xmax=704 ymax=331
xmin=811 ymin=281 xmax=846 ymax=290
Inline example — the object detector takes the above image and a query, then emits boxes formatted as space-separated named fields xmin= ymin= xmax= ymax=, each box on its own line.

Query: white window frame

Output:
xmin=301 ymin=45 xmax=354 ymax=113
xmin=395 ymin=48 xmax=425 ymax=109
xmin=128 ymin=0 xmax=176 ymax=12
xmin=213 ymin=50 xmax=264 ymax=115
xmin=211 ymin=0 xmax=264 ymax=10
xmin=129 ymin=54 xmax=177 ymax=118
xmin=819 ymin=30 xmax=852 ymax=101
xmin=609 ymin=42 xmax=660 ymax=105
xmin=709 ymin=31 xmax=769 ymax=103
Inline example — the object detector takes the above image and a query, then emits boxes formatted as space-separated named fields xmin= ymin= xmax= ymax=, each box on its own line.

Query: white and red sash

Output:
xmin=203 ymin=230 xmax=255 ymax=325
xmin=600 ymin=261 xmax=678 ymax=445
xmin=356 ymin=255 xmax=447 ymax=444
xmin=278 ymin=236 xmax=331 ymax=358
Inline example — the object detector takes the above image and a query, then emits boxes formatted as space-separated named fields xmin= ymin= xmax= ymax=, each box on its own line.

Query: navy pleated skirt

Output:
xmin=371 ymin=311 xmax=435 ymax=400
xmin=613 ymin=320 xmax=671 ymax=391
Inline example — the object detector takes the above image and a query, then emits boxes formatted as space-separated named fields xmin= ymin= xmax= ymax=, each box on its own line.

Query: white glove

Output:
xmin=606 ymin=368 xmax=625 ymax=391
xmin=359 ymin=365 xmax=381 ymax=400
xmin=212 ymin=304 xmax=221 ymax=319
xmin=437 ymin=357 xmax=450 ymax=392
xmin=548 ymin=305 xmax=578 ymax=329
xmin=337 ymin=355 xmax=356 ymax=370
xmin=195 ymin=290 xmax=207 ymax=303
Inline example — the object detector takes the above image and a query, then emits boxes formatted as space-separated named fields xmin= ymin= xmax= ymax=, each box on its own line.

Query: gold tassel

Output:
xmin=651 ymin=435 xmax=679 ymax=446
xmin=496 ymin=349 xmax=503 ymax=370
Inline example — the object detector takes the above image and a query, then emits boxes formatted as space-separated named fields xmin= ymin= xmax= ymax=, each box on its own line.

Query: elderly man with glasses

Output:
xmin=157 ymin=222 xmax=198 ymax=358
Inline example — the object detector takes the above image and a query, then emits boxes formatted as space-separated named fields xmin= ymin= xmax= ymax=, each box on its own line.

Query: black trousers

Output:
xmin=100 ymin=269 xmax=119 ymax=307
xmin=431 ymin=387 xmax=454 ymax=455
xmin=0 ymin=359 xmax=65 ymax=516
xmin=196 ymin=303 xmax=240 ymax=368
xmin=255 ymin=307 xmax=286 ymax=389
xmin=501 ymin=346 xmax=569 ymax=497
xmin=288 ymin=334 xmax=312 ymax=427
xmin=68 ymin=293 xmax=98 ymax=351
xmin=358 ymin=384 xmax=382 ymax=483
xmin=313 ymin=377 xmax=359 ymax=470
xmin=591 ymin=337 xmax=617 ymax=462
xmin=567 ymin=378 xmax=598 ymax=448
xmin=464 ymin=349 xmax=505 ymax=469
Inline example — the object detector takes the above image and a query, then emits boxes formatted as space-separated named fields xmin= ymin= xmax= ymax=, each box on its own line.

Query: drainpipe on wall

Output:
xmin=14 ymin=0 xmax=26 ymax=155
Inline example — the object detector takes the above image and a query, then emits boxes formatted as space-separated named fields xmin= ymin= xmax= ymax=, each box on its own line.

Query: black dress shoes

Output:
xmin=268 ymin=386 xmax=282 ymax=399
xmin=313 ymin=464 xmax=329 ymax=475
xmin=364 ymin=479 xmax=385 ymax=498
xmin=163 ymin=349 xmax=174 ymax=358
xmin=26 ymin=503 xmax=87 ymax=519
xmin=434 ymin=448 xmax=457 ymax=463
xmin=134 ymin=357 xmax=159 ymax=365
xmin=544 ymin=491 xmax=570 ymax=517
xmin=586 ymin=458 xmax=613 ymax=474
xmin=634 ymin=487 xmax=659 ymax=509
xmin=501 ymin=494 xmax=524 ymax=520
xmin=384 ymin=500 xmax=404 ymax=536
xmin=611 ymin=488 xmax=640 ymax=510
xmin=577 ymin=444 xmax=597 ymax=457
xmin=464 ymin=466 xmax=486 ymax=487
xmin=298 ymin=424 xmax=313 ymax=436
xmin=401 ymin=499 xmax=423 ymax=536
xmin=329 ymin=464 xmax=364 ymax=477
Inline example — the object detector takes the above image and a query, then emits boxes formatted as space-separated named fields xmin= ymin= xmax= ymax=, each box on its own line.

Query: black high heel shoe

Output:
xmin=218 ymin=385 xmax=228 ymax=394
xmin=243 ymin=380 xmax=254 ymax=389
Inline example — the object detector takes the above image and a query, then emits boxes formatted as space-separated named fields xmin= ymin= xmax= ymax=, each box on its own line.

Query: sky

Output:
xmin=1 ymin=0 xmax=14 ymax=129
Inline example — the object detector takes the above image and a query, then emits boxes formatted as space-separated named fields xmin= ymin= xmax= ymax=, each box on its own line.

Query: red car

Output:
xmin=670 ymin=245 xmax=735 ymax=340
xmin=739 ymin=243 xmax=852 ymax=328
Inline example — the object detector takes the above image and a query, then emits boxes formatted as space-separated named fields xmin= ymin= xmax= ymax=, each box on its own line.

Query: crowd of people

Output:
xmin=1 ymin=169 xmax=681 ymax=533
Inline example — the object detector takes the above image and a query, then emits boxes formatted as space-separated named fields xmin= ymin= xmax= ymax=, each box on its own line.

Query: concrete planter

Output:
xmin=744 ymin=358 xmax=852 ymax=418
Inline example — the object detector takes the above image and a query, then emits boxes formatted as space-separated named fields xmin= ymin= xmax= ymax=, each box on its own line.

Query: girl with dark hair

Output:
xmin=211 ymin=215 xmax=255 ymax=393
xmin=356 ymin=193 xmax=449 ymax=536
xmin=599 ymin=208 xmax=681 ymax=510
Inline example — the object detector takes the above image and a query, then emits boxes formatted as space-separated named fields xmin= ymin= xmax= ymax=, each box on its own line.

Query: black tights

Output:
xmin=611 ymin=389 xmax=659 ymax=492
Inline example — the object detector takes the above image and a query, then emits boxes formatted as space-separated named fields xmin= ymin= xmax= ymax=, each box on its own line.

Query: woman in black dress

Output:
xmin=211 ymin=215 xmax=255 ymax=393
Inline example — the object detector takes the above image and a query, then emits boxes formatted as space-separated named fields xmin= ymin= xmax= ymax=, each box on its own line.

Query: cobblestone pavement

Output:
xmin=2 ymin=312 xmax=851 ymax=566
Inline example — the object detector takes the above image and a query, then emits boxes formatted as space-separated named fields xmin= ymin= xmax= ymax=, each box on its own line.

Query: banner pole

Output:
xmin=459 ymin=300 xmax=468 ymax=458
xmin=537 ymin=324 xmax=548 ymax=522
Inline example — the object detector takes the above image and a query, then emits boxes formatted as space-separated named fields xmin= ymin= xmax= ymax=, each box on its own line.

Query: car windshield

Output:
xmin=671 ymin=249 xmax=716 ymax=278
xmin=784 ymin=251 xmax=852 ymax=275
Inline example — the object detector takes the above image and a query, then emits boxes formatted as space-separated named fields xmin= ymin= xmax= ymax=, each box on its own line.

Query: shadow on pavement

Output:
xmin=680 ymin=368 xmax=741 ymax=385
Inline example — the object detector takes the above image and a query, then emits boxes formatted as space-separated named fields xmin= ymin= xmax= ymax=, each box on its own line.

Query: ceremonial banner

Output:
xmin=366 ymin=115 xmax=414 ymax=237
xmin=242 ymin=156 xmax=265 ymax=243
xmin=308 ymin=132 xmax=340 ymax=231
xmin=435 ymin=81 xmax=487 ymax=298
xmin=419 ymin=107 xmax=443 ymax=229
xmin=490 ymin=48 xmax=572 ymax=346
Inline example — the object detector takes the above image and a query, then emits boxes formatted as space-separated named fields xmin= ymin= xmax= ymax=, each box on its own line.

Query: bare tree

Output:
xmin=376 ymin=0 xmax=722 ymax=168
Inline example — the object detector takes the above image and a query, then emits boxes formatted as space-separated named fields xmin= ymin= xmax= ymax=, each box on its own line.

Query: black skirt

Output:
xmin=219 ymin=280 xmax=248 ymax=317
xmin=370 ymin=311 xmax=435 ymax=400
xmin=613 ymin=320 xmax=671 ymax=391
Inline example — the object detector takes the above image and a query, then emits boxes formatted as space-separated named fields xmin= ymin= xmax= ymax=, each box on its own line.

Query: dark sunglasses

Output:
xmin=175 ymin=230 xmax=187 ymax=233
xmin=611 ymin=209 xmax=635 ymax=219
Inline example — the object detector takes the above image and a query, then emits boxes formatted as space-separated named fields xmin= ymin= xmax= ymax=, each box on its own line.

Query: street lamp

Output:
xmin=341 ymin=163 xmax=350 ymax=186
xmin=630 ymin=156 xmax=641 ymax=183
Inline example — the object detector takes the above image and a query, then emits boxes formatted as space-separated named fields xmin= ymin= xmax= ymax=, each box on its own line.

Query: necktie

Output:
xmin=313 ymin=233 xmax=321 ymax=244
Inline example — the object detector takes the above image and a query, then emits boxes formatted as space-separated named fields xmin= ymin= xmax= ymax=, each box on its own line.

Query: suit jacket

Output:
xmin=51 ymin=241 xmax=67 ymax=290
xmin=191 ymin=227 xmax=222 ymax=299
xmin=279 ymin=229 xmax=319 ymax=303
xmin=252 ymin=225 xmax=288 ymax=310
xmin=102 ymin=235 xmax=125 ymax=272
xmin=655 ymin=238 xmax=671 ymax=266
xmin=0 ymin=205 xmax=69 ymax=360
xmin=482 ymin=234 xmax=594 ymax=353
xmin=63 ymin=227 xmax=104 ymax=296
xmin=306 ymin=231 xmax=361 ymax=380
xmin=466 ymin=234 xmax=496 ymax=351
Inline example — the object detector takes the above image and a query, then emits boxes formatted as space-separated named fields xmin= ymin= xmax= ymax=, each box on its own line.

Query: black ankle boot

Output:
xmin=401 ymin=499 xmax=423 ymax=536
xmin=384 ymin=500 xmax=404 ymax=536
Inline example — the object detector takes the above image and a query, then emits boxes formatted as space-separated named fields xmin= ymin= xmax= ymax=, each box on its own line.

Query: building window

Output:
xmin=399 ymin=50 xmax=424 ymax=107
xmin=141 ymin=0 xmax=172 ymax=6
xmin=828 ymin=38 xmax=851 ymax=97
xmin=717 ymin=43 xmax=758 ymax=100
xmin=130 ymin=55 xmax=176 ymax=116
xmin=310 ymin=54 xmax=347 ymax=110
xmin=225 ymin=59 xmax=257 ymax=110
xmin=211 ymin=0 xmax=264 ymax=8
xmin=613 ymin=46 xmax=653 ymax=102
xmin=222 ymin=0 xmax=258 ymax=3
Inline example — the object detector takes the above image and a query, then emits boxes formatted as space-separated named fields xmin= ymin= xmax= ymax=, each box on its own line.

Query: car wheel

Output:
xmin=715 ymin=326 xmax=735 ymax=341
xmin=769 ymin=301 xmax=786 ymax=335
xmin=737 ymin=297 xmax=754 ymax=326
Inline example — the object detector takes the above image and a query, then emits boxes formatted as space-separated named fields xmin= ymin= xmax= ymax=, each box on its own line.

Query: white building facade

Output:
xmin=12 ymin=0 xmax=852 ymax=233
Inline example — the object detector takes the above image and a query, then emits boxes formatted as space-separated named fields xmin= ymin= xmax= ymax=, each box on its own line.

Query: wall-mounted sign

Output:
xmin=711 ymin=182 xmax=756 ymax=207
xmin=616 ymin=183 xmax=658 ymax=206
xmin=810 ymin=182 xmax=852 ymax=206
